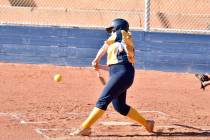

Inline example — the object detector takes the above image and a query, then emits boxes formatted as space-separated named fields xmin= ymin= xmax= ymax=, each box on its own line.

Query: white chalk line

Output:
xmin=11 ymin=113 xmax=48 ymax=124
xmin=100 ymin=121 xmax=135 ymax=126
xmin=35 ymin=128 xmax=75 ymax=140
xmin=0 ymin=112 xmax=9 ymax=116
xmin=0 ymin=112 xmax=48 ymax=124
xmin=35 ymin=128 xmax=51 ymax=140
xmin=0 ymin=112 xmax=22 ymax=117
xmin=5 ymin=111 xmax=210 ymax=140
xmin=139 ymin=111 xmax=170 ymax=117
xmin=0 ymin=112 xmax=50 ymax=139
xmin=20 ymin=120 xmax=48 ymax=124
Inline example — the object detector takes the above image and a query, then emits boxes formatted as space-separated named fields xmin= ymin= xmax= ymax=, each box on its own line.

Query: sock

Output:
xmin=82 ymin=107 xmax=105 ymax=129
xmin=127 ymin=107 xmax=147 ymax=127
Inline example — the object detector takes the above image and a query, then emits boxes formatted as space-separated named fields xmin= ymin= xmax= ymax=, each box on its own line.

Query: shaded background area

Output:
xmin=0 ymin=25 xmax=210 ymax=73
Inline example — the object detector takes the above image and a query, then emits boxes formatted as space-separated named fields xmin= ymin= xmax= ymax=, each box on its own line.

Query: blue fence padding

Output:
xmin=144 ymin=32 xmax=210 ymax=44
xmin=0 ymin=30 xmax=105 ymax=47
xmin=0 ymin=44 xmax=98 ymax=58
xmin=0 ymin=53 xmax=105 ymax=67
xmin=139 ymin=41 xmax=210 ymax=54
xmin=0 ymin=25 xmax=210 ymax=73
xmin=137 ymin=52 xmax=210 ymax=65
xmin=0 ymin=26 xmax=107 ymax=38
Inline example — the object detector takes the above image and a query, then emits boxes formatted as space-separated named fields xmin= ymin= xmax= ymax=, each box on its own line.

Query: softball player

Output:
xmin=195 ymin=73 xmax=210 ymax=90
xmin=71 ymin=18 xmax=155 ymax=136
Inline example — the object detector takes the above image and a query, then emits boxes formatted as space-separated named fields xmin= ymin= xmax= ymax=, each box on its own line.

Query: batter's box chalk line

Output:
xmin=31 ymin=111 xmax=207 ymax=139
xmin=35 ymin=128 xmax=74 ymax=140
xmin=100 ymin=121 xmax=135 ymax=126
xmin=32 ymin=110 xmax=175 ymax=140
xmin=35 ymin=128 xmax=51 ymax=140
xmin=0 ymin=110 xmax=174 ymax=125
xmin=0 ymin=112 xmax=10 ymax=116
xmin=12 ymin=113 xmax=48 ymax=124
xmin=0 ymin=112 xmax=48 ymax=124
xmin=139 ymin=110 xmax=180 ymax=122
xmin=139 ymin=110 xmax=170 ymax=116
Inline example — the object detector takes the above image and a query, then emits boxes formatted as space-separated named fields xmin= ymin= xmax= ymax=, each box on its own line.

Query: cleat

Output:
xmin=145 ymin=120 xmax=155 ymax=133
xmin=70 ymin=127 xmax=91 ymax=136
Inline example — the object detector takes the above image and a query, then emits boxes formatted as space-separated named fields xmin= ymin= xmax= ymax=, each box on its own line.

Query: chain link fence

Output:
xmin=150 ymin=0 xmax=210 ymax=34
xmin=0 ymin=0 xmax=144 ymax=29
xmin=0 ymin=0 xmax=210 ymax=34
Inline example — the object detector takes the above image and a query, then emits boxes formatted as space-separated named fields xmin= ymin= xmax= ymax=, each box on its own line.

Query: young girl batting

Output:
xmin=71 ymin=18 xmax=155 ymax=136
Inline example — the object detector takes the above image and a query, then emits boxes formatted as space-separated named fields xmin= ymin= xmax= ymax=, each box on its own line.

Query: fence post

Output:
xmin=144 ymin=0 xmax=151 ymax=31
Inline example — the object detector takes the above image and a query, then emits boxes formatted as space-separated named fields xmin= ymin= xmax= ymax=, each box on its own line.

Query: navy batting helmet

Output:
xmin=106 ymin=18 xmax=129 ymax=33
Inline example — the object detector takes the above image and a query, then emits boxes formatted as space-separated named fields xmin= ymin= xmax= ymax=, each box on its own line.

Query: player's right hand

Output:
xmin=91 ymin=60 xmax=99 ymax=70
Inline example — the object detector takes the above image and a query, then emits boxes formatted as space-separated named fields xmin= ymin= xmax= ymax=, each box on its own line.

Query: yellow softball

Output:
xmin=54 ymin=74 xmax=62 ymax=82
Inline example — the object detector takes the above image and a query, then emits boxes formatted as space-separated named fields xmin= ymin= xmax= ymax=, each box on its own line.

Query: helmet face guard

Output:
xmin=106 ymin=18 xmax=129 ymax=33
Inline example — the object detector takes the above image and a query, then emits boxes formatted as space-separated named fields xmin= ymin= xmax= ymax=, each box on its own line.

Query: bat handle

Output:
xmin=96 ymin=70 xmax=106 ymax=85
xmin=96 ymin=70 xmax=101 ymax=77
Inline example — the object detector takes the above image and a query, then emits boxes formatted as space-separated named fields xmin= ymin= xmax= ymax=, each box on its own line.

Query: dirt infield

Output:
xmin=0 ymin=62 xmax=210 ymax=140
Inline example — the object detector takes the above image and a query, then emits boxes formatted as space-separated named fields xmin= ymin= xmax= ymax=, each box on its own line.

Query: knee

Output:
xmin=96 ymin=98 xmax=111 ymax=111
xmin=113 ymin=104 xmax=130 ymax=116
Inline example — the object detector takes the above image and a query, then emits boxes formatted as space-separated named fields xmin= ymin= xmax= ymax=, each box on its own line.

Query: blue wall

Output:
xmin=0 ymin=25 xmax=210 ymax=73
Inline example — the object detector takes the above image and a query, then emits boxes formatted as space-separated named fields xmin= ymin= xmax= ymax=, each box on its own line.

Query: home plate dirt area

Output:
xmin=0 ymin=63 xmax=210 ymax=140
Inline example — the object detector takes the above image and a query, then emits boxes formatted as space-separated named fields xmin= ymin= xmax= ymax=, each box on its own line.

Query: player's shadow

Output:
xmin=94 ymin=124 xmax=210 ymax=138
xmin=154 ymin=131 xmax=210 ymax=137
xmin=173 ymin=124 xmax=210 ymax=132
